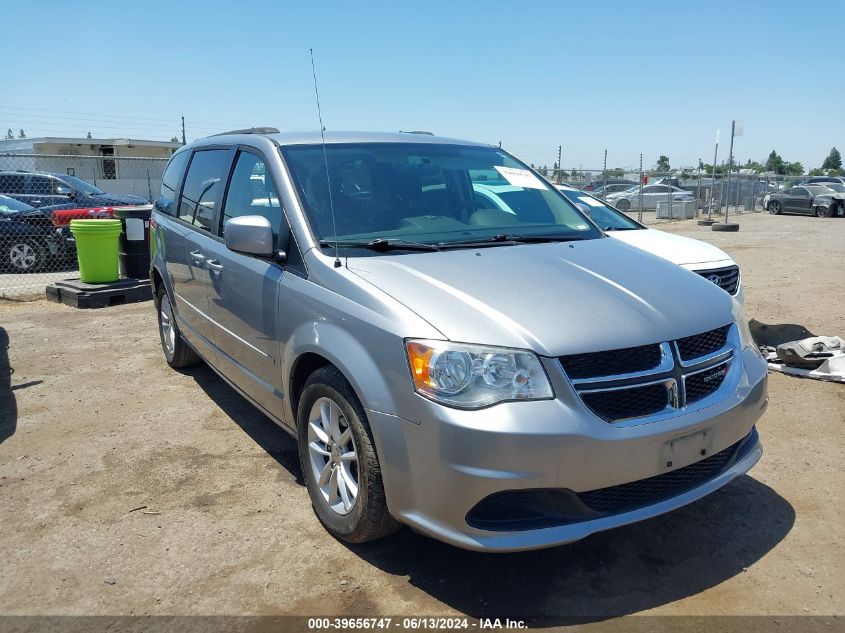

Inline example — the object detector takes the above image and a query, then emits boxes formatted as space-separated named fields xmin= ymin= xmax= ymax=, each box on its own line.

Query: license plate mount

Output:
xmin=660 ymin=427 xmax=715 ymax=471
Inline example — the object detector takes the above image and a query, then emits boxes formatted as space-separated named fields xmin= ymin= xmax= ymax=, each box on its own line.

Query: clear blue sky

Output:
xmin=2 ymin=0 xmax=843 ymax=171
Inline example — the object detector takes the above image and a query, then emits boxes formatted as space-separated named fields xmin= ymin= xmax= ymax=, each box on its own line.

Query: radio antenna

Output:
xmin=309 ymin=48 xmax=341 ymax=268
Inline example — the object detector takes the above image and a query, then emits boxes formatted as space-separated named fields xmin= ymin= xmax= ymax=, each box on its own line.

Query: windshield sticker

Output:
xmin=577 ymin=196 xmax=605 ymax=207
xmin=494 ymin=166 xmax=546 ymax=190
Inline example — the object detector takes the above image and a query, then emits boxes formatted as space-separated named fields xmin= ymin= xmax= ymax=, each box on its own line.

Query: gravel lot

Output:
xmin=0 ymin=212 xmax=842 ymax=621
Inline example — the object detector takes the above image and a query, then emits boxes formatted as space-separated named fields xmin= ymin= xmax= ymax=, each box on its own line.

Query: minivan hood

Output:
xmin=346 ymin=238 xmax=734 ymax=356
xmin=609 ymin=228 xmax=734 ymax=269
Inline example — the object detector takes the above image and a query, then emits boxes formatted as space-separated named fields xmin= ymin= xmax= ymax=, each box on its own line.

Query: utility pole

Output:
xmin=602 ymin=149 xmax=607 ymax=199
xmin=638 ymin=153 xmax=644 ymax=223
xmin=557 ymin=145 xmax=562 ymax=183
xmin=181 ymin=115 xmax=186 ymax=145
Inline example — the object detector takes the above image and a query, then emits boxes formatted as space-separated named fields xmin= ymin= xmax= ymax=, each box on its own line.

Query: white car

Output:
xmin=605 ymin=183 xmax=694 ymax=211
xmin=551 ymin=185 xmax=743 ymax=303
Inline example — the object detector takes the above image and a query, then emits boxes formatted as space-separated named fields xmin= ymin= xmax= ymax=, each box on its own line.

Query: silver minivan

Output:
xmin=150 ymin=129 xmax=767 ymax=552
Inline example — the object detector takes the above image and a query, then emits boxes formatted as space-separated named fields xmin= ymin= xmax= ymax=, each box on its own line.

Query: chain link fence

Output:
xmin=536 ymin=166 xmax=794 ymax=226
xmin=0 ymin=154 xmax=167 ymax=298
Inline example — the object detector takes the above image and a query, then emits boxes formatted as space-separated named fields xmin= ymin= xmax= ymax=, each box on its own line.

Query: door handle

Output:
xmin=206 ymin=259 xmax=224 ymax=272
xmin=189 ymin=250 xmax=205 ymax=265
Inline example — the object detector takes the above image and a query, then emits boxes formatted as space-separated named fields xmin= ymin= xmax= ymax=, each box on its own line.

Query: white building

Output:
xmin=0 ymin=136 xmax=182 ymax=200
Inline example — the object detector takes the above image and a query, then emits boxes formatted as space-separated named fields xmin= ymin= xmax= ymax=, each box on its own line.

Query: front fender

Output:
xmin=282 ymin=321 xmax=409 ymax=425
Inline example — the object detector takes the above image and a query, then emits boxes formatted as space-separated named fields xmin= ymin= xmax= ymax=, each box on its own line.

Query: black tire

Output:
xmin=768 ymin=201 xmax=781 ymax=215
xmin=712 ymin=222 xmax=740 ymax=232
xmin=297 ymin=365 xmax=399 ymax=543
xmin=3 ymin=238 xmax=47 ymax=273
xmin=815 ymin=205 xmax=830 ymax=218
xmin=616 ymin=198 xmax=631 ymax=211
xmin=155 ymin=285 xmax=201 ymax=368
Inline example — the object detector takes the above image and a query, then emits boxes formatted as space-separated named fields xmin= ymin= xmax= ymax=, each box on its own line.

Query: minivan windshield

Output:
xmin=281 ymin=143 xmax=600 ymax=251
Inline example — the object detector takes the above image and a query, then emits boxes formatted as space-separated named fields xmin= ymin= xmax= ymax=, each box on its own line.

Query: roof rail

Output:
xmin=399 ymin=130 xmax=434 ymax=135
xmin=211 ymin=127 xmax=280 ymax=137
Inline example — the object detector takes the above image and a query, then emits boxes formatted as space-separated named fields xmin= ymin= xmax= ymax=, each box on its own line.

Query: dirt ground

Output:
xmin=0 ymin=212 xmax=843 ymax=621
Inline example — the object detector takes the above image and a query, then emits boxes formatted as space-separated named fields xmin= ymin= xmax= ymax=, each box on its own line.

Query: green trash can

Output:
xmin=69 ymin=219 xmax=123 ymax=284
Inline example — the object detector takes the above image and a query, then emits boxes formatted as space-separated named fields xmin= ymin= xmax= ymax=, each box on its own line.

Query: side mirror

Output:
xmin=575 ymin=202 xmax=591 ymax=217
xmin=224 ymin=215 xmax=285 ymax=262
xmin=56 ymin=185 xmax=73 ymax=196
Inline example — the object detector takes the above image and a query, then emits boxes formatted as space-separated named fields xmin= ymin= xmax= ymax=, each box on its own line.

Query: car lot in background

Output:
xmin=606 ymin=184 xmax=694 ymax=211
xmin=0 ymin=195 xmax=66 ymax=272
xmin=0 ymin=170 xmax=147 ymax=209
xmin=556 ymin=185 xmax=743 ymax=302
xmin=765 ymin=184 xmax=842 ymax=217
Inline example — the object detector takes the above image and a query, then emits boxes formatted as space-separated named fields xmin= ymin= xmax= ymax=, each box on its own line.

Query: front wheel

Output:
xmin=616 ymin=198 xmax=631 ymax=211
xmin=298 ymin=366 xmax=399 ymax=543
xmin=768 ymin=201 xmax=781 ymax=215
xmin=815 ymin=205 xmax=830 ymax=218
xmin=4 ymin=238 xmax=47 ymax=272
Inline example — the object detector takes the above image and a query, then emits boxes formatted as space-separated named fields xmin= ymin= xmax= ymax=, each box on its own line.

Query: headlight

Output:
xmin=405 ymin=340 xmax=554 ymax=409
xmin=731 ymin=298 xmax=756 ymax=350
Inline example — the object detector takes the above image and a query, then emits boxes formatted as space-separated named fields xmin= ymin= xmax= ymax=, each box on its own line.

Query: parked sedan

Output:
xmin=766 ymin=185 xmax=839 ymax=216
xmin=606 ymin=184 xmax=694 ymax=211
xmin=556 ymin=186 xmax=744 ymax=302
xmin=0 ymin=195 xmax=65 ymax=272
xmin=0 ymin=170 xmax=147 ymax=209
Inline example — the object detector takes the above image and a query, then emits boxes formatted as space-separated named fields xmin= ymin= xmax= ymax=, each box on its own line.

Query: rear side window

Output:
xmin=178 ymin=150 xmax=230 ymax=231
xmin=220 ymin=151 xmax=284 ymax=247
xmin=158 ymin=151 xmax=190 ymax=215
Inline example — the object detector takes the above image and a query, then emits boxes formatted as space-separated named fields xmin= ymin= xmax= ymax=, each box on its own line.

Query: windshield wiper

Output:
xmin=318 ymin=238 xmax=440 ymax=252
xmin=439 ymin=233 xmax=586 ymax=248
xmin=602 ymin=226 xmax=638 ymax=231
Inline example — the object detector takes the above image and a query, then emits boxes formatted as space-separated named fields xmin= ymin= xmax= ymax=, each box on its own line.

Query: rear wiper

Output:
xmin=440 ymin=233 xmax=586 ymax=248
xmin=318 ymin=238 xmax=440 ymax=252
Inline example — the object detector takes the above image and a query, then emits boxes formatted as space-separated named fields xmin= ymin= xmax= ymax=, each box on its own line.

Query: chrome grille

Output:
xmin=561 ymin=324 xmax=736 ymax=424
xmin=695 ymin=265 xmax=740 ymax=295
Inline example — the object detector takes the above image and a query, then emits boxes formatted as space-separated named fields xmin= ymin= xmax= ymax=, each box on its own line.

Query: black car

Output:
xmin=766 ymin=185 xmax=839 ymax=217
xmin=0 ymin=170 xmax=147 ymax=210
xmin=0 ymin=195 xmax=66 ymax=272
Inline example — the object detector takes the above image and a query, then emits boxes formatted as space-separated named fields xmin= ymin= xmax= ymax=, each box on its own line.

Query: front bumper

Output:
xmin=368 ymin=346 xmax=767 ymax=552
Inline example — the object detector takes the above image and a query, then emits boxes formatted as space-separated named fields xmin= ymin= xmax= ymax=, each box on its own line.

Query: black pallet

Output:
xmin=46 ymin=278 xmax=152 ymax=309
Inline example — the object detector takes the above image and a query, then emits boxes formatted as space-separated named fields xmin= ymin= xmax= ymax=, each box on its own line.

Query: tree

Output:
xmin=5 ymin=129 xmax=13 ymax=140
xmin=18 ymin=129 xmax=25 ymax=139
xmin=784 ymin=161 xmax=804 ymax=176
xmin=170 ymin=136 xmax=180 ymax=143
xmin=822 ymin=147 xmax=842 ymax=170
xmin=86 ymin=131 xmax=92 ymax=139
xmin=656 ymin=155 xmax=670 ymax=172
xmin=765 ymin=149 xmax=784 ymax=174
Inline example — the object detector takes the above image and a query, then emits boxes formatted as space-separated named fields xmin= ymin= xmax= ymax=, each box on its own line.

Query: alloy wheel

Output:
xmin=307 ymin=396 xmax=359 ymax=515
xmin=9 ymin=242 xmax=37 ymax=271
xmin=159 ymin=293 xmax=176 ymax=355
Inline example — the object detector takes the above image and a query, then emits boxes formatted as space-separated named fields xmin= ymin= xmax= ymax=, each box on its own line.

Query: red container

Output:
xmin=51 ymin=207 xmax=115 ymax=226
